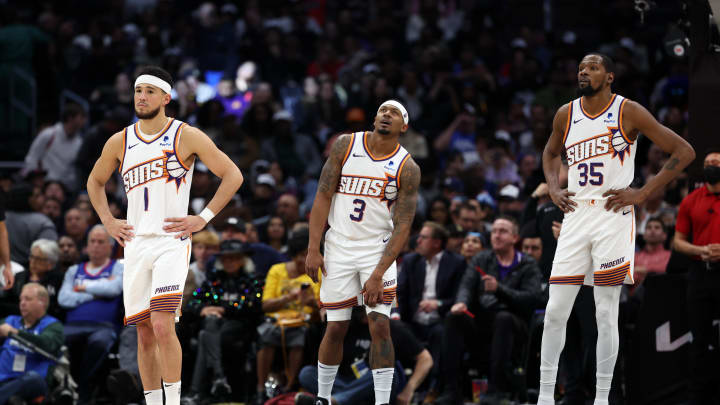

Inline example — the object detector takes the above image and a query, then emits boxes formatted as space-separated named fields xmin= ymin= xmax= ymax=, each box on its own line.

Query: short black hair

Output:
xmin=135 ymin=66 xmax=174 ymax=92
xmin=61 ymin=103 xmax=86 ymax=122
xmin=287 ymin=228 xmax=309 ymax=258
xmin=586 ymin=52 xmax=615 ymax=74
xmin=645 ymin=217 xmax=666 ymax=233
xmin=422 ymin=221 xmax=449 ymax=249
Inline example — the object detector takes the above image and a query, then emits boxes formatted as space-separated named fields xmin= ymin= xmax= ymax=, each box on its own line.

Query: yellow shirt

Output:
xmin=262 ymin=262 xmax=321 ymax=320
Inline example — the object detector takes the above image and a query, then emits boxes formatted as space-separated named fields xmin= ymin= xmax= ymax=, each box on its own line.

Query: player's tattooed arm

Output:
xmin=317 ymin=134 xmax=353 ymax=195
xmin=375 ymin=158 xmax=421 ymax=276
xmin=306 ymin=134 xmax=353 ymax=278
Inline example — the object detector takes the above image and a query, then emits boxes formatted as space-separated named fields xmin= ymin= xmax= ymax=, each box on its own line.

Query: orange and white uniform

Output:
xmin=119 ymin=118 xmax=194 ymax=325
xmin=322 ymin=131 xmax=411 ymax=321
xmin=550 ymin=94 xmax=636 ymax=286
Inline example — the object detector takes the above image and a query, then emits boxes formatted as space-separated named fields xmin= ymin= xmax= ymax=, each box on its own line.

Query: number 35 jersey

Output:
xmin=119 ymin=118 xmax=195 ymax=236
xmin=563 ymin=94 xmax=636 ymax=201
xmin=327 ymin=131 xmax=411 ymax=245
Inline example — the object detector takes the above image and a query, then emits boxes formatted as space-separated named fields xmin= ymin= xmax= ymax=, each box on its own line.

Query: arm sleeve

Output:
xmin=495 ymin=259 xmax=543 ymax=314
xmin=83 ymin=262 xmax=123 ymax=297
xmin=16 ymin=320 xmax=64 ymax=355
xmin=58 ymin=265 xmax=94 ymax=308
xmin=261 ymin=265 xmax=281 ymax=302
xmin=23 ymin=130 xmax=52 ymax=173
xmin=36 ymin=216 xmax=58 ymax=241
xmin=456 ymin=258 xmax=481 ymax=306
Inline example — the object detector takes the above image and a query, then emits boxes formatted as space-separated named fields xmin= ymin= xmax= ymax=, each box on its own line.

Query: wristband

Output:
xmin=198 ymin=207 xmax=215 ymax=224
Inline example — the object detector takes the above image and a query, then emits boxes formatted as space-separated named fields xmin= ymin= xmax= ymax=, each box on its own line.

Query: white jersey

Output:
xmin=326 ymin=131 xmax=411 ymax=245
xmin=564 ymin=94 xmax=636 ymax=201
xmin=119 ymin=118 xmax=194 ymax=236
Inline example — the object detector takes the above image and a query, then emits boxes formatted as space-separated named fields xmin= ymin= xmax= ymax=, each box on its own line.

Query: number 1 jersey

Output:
xmin=119 ymin=118 xmax=195 ymax=236
xmin=327 ymin=132 xmax=411 ymax=244
xmin=563 ymin=94 xmax=636 ymax=201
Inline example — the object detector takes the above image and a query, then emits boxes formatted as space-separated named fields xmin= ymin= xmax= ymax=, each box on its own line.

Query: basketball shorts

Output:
xmin=123 ymin=235 xmax=191 ymax=325
xmin=550 ymin=199 xmax=635 ymax=287
xmin=321 ymin=230 xmax=397 ymax=321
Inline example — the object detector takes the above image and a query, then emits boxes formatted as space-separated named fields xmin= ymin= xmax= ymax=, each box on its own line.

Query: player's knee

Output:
xmin=150 ymin=312 xmax=175 ymax=341
xmin=136 ymin=321 xmax=156 ymax=347
xmin=325 ymin=321 xmax=349 ymax=342
xmin=368 ymin=313 xmax=391 ymax=340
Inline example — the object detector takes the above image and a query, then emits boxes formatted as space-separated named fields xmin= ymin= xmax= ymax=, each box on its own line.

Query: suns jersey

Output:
xmin=326 ymin=131 xmax=411 ymax=244
xmin=563 ymin=94 xmax=636 ymax=201
xmin=119 ymin=118 xmax=194 ymax=236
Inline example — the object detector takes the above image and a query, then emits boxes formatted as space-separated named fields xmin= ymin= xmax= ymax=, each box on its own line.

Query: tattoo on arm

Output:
xmin=368 ymin=312 xmax=395 ymax=369
xmin=379 ymin=159 xmax=421 ymax=260
xmin=317 ymin=135 xmax=352 ymax=194
xmin=664 ymin=157 xmax=679 ymax=171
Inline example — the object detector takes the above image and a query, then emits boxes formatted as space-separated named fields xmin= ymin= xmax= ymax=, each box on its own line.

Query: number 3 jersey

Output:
xmin=119 ymin=118 xmax=195 ymax=236
xmin=564 ymin=94 xmax=636 ymax=201
xmin=327 ymin=131 xmax=411 ymax=246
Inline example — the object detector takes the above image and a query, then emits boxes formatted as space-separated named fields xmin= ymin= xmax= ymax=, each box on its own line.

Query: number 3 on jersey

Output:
xmin=349 ymin=199 xmax=366 ymax=222
xmin=578 ymin=162 xmax=603 ymax=186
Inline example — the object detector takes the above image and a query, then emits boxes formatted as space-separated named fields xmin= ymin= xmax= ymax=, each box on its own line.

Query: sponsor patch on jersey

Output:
xmin=599 ymin=256 xmax=625 ymax=270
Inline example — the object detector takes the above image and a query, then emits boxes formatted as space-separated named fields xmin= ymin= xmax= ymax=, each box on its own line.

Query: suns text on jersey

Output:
xmin=566 ymin=135 xmax=610 ymax=166
xmin=337 ymin=175 xmax=386 ymax=197
xmin=122 ymin=157 xmax=165 ymax=192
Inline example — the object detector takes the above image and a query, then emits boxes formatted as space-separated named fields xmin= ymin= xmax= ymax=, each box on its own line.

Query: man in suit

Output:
xmin=397 ymin=221 xmax=465 ymax=388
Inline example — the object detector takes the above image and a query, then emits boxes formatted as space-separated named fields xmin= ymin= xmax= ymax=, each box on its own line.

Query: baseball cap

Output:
xmin=498 ymin=184 xmax=520 ymax=200
xmin=442 ymin=177 xmax=464 ymax=193
xmin=256 ymin=173 xmax=276 ymax=189
xmin=218 ymin=239 xmax=253 ymax=256
xmin=220 ymin=216 xmax=246 ymax=232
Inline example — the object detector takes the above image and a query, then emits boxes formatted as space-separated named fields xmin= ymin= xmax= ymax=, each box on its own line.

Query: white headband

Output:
xmin=378 ymin=100 xmax=409 ymax=125
xmin=134 ymin=74 xmax=172 ymax=94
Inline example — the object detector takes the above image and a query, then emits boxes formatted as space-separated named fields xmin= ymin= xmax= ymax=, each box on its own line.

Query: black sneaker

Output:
xmin=294 ymin=393 xmax=316 ymax=405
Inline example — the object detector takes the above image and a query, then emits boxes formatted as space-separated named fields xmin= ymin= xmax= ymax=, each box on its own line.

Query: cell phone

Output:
xmin=301 ymin=283 xmax=311 ymax=290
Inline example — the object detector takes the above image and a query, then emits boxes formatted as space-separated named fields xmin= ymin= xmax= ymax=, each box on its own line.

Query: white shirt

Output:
xmin=414 ymin=251 xmax=443 ymax=325
xmin=23 ymin=122 xmax=82 ymax=190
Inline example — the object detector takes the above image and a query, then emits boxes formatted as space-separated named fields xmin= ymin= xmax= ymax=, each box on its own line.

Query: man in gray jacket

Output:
xmin=435 ymin=216 xmax=543 ymax=404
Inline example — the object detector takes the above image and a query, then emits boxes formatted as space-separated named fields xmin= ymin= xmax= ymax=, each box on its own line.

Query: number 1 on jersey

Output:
xmin=144 ymin=187 xmax=149 ymax=211
xmin=349 ymin=199 xmax=366 ymax=222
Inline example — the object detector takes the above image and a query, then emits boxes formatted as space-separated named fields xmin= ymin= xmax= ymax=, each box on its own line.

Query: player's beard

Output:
xmin=135 ymin=105 xmax=161 ymax=120
xmin=377 ymin=127 xmax=391 ymax=135
xmin=577 ymin=82 xmax=601 ymax=97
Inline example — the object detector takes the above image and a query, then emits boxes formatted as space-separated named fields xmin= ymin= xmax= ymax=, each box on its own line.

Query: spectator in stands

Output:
xmin=41 ymin=197 xmax=62 ymax=231
xmin=184 ymin=239 xmax=265 ymax=403
xmin=250 ymin=174 xmax=277 ymax=219
xmin=520 ymin=225 xmax=543 ymax=263
xmin=58 ymin=225 xmax=122 ymax=402
xmin=263 ymin=216 xmax=288 ymax=254
xmin=260 ymin=110 xmax=322 ymax=180
xmin=256 ymin=230 xmax=319 ymax=401
xmin=75 ymin=106 xmax=129 ymax=186
xmin=436 ymin=216 xmax=543 ymax=404
xmin=22 ymin=103 xmax=87 ymax=191
xmin=460 ymin=232 xmax=484 ymax=262
xmin=8 ymin=240 xmax=63 ymax=320
xmin=215 ymin=216 xmax=286 ymax=276
xmin=428 ymin=197 xmax=452 ymax=227
xmin=636 ymin=175 xmax=677 ymax=237
xmin=398 ymin=222 xmax=464 ymax=390
xmin=633 ymin=217 xmax=670 ymax=289
xmin=62 ymin=208 xmax=89 ymax=248
xmin=445 ymin=225 xmax=466 ymax=255
xmin=673 ymin=150 xmax=720 ymax=405
xmin=56 ymin=236 xmax=80 ymax=274
xmin=0 ymin=283 xmax=63 ymax=404
xmin=455 ymin=202 xmax=480 ymax=233
xmin=295 ymin=308 xmax=433 ymax=405
xmin=4 ymin=184 xmax=57 ymax=267
xmin=276 ymin=194 xmax=300 ymax=231
xmin=185 ymin=230 xmax=220 ymax=302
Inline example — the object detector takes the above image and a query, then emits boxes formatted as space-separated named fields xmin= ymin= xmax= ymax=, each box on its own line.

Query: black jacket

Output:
xmin=456 ymin=250 xmax=543 ymax=321
xmin=398 ymin=251 xmax=465 ymax=322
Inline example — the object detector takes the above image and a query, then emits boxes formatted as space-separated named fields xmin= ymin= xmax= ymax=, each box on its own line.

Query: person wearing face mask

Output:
xmin=673 ymin=150 xmax=720 ymax=405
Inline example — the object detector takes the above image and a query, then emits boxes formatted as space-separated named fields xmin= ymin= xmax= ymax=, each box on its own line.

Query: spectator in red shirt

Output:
xmin=673 ymin=150 xmax=720 ymax=405
xmin=633 ymin=217 xmax=670 ymax=289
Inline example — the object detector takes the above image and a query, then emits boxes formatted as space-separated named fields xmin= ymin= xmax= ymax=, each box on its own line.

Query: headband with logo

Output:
xmin=378 ymin=100 xmax=409 ymax=125
xmin=134 ymin=74 xmax=172 ymax=95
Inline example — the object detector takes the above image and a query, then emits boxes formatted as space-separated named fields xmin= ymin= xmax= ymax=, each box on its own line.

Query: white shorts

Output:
xmin=321 ymin=231 xmax=397 ymax=321
xmin=550 ymin=200 xmax=635 ymax=287
xmin=123 ymin=235 xmax=191 ymax=325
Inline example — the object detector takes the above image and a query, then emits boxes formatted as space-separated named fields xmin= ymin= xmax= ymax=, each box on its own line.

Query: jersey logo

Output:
xmin=609 ymin=127 xmax=631 ymax=164
xmin=128 ymin=143 xmax=139 ymax=149
xmin=566 ymin=126 xmax=631 ymax=166
xmin=337 ymin=173 xmax=398 ymax=208
xmin=573 ymin=118 xmax=584 ymax=124
xmin=122 ymin=151 xmax=188 ymax=193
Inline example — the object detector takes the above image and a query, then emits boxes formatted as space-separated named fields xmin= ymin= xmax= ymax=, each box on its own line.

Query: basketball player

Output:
xmin=535 ymin=53 xmax=695 ymax=405
xmin=305 ymin=100 xmax=420 ymax=405
xmin=86 ymin=66 xmax=243 ymax=405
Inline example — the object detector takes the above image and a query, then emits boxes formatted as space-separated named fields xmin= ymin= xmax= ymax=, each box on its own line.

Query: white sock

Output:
xmin=318 ymin=362 xmax=339 ymax=400
xmin=538 ymin=285 xmax=580 ymax=400
xmin=594 ymin=286 xmax=621 ymax=405
xmin=371 ymin=368 xmax=393 ymax=405
xmin=163 ymin=380 xmax=181 ymax=405
xmin=144 ymin=389 xmax=163 ymax=405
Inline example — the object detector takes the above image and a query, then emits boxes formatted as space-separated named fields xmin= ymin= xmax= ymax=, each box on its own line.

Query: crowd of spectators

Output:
xmin=0 ymin=0 xmax=701 ymax=404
